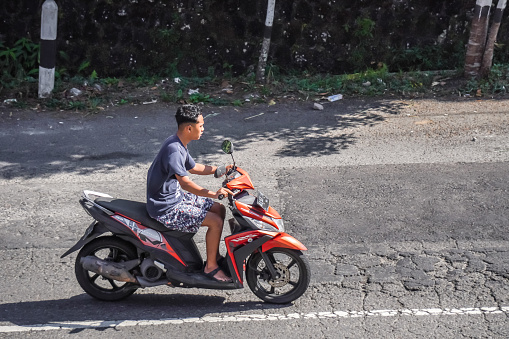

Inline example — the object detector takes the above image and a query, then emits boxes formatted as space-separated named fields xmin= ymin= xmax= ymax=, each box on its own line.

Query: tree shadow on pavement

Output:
xmin=274 ymin=113 xmax=386 ymax=157
xmin=201 ymin=99 xmax=406 ymax=159
xmin=0 ymin=99 xmax=406 ymax=179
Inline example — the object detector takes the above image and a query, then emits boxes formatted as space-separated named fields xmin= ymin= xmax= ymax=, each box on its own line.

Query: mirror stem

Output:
xmin=230 ymin=153 xmax=236 ymax=169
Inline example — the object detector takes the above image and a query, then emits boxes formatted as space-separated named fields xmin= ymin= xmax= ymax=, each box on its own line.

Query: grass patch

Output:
xmin=459 ymin=64 xmax=509 ymax=96
xmin=2 ymin=63 xmax=508 ymax=113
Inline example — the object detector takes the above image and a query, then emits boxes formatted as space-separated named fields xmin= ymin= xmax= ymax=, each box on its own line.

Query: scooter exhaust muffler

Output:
xmin=80 ymin=256 xmax=139 ymax=283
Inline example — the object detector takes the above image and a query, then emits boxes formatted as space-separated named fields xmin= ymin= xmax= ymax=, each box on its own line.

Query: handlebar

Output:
xmin=214 ymin=165 xmax=226 ymax=178
xmin=226 ymin=167 xmax=236 ymax=176
xmin=217 ymin=166 xmax=240 ymax=201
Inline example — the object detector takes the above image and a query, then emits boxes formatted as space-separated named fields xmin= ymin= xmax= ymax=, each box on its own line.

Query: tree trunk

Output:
xmin=464 ymin=0 xmax=492 ymax=78
xmin=256 ymin=0 xmax=276 ymax=84
xmin=480 ymin=0 xmax=507 ymax=78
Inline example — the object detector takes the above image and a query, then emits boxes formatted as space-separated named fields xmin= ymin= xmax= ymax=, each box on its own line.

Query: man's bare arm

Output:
xmin=188 ymin=163 xmax=216 ymax=175
xmin=176 ymin=174 xmax=232 ymax=199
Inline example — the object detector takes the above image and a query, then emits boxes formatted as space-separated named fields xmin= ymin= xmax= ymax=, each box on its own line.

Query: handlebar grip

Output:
xmin=214 ymin=165 xmax=226 ymax=178
xmin=218 ymin=194 xmax=225 ymax=200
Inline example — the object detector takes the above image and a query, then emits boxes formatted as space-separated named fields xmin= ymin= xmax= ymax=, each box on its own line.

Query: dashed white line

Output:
xmin=1 ymin=306 xmax=507 ymax=333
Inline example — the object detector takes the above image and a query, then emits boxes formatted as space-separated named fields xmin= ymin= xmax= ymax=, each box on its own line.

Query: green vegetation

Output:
xmin=460 ymin=64 xmax=509 ymax=96
xmin=0 ymin=38 xmax=39 ymax=90
xmin=1 ymin=37 xmax=508 ymax=112
xmin=282 ymin=64 xmax=433 ymax=96
xmin=3 ymin=62 xmax=509 ymax=112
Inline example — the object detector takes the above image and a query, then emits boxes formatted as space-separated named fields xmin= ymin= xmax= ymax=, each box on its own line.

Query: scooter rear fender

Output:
xmin=261 ymin=233 xmax=307 ymax=252
xmin=61 ymin=222 xmax=108 ymax=258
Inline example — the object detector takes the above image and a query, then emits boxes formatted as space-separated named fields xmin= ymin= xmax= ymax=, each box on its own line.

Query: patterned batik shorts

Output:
xmin=156 ymin=192 xmax=214 ymax=233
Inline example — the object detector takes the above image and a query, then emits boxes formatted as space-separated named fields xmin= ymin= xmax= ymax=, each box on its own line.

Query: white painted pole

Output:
xmin=256 ymin=0 xmax=276 ymax=83
xmin=39 ymin=0 xmax=58 ymax=98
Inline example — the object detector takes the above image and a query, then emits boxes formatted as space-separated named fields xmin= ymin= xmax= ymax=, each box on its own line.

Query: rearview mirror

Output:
xmin=221 ymin=140 xmax=234 ymax=154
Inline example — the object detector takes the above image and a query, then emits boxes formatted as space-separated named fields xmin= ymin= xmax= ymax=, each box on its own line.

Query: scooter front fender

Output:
xmin=261 ymin=233 xmax=307 ymax=252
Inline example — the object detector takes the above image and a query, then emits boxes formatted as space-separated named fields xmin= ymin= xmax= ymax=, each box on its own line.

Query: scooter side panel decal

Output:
xmin=226 ymin=230 xmax=278 ymax=246
xmin=111 ymin=214 xmax=186 ymax=266
xmin=261 ymin=233 xmax=308 ymax=252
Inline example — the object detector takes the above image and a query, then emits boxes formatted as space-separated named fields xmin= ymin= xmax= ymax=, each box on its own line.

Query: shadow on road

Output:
xmin=0 ymin=293 xmax=290 ymax=329
xmin=207 ymin=100 xmax=403 ymax=158
xmin=0 ymin=99 xmax=405 ymax=179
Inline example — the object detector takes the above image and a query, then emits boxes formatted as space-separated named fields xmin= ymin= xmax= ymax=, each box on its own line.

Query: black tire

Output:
xmin=75 ymin=237 xmax=139 ymax=301
xmin=246 ymin=248 xmax=310 ymax=304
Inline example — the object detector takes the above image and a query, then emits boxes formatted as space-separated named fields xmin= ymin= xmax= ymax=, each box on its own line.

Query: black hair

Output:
xmin=175 ymin=104 xmax=202 ymax=126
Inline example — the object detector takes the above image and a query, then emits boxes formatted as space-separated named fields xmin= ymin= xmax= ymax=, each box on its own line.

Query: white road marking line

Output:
xmin=1 ymin=306 xmax=507 ymax=333
xmin=245 ymin=112 xmax=265 ymax=120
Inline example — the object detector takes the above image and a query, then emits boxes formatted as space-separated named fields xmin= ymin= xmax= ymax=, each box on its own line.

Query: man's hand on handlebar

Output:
xmin=224 ymin=164 xmax=235 ymax=176
xmin=215 ymin=187 xmax=234 ymax=200
xmin=214 ymin=164 xmax=235 ymax=178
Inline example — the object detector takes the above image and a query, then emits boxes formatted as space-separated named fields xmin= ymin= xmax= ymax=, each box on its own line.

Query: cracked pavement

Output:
xmin=309 ymin=240 xmax=509 ymax=306
xmin=1 ymin=97 xmax=509 ymax=337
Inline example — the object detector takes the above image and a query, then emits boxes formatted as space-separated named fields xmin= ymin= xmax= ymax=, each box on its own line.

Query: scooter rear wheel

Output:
xmin=75 ymin=236 xmax=139 ymax=301
xmin=246 ymin=248 xmax=310 ymax=304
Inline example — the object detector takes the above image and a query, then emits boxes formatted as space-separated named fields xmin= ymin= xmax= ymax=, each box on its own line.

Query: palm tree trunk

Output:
xmin=464 ymin=0 xmax=492 ymax=78
xmin=480 ymin=0 xmax=507 ymax=78
xmin=256 ymin=0 xmax=276 ymax=84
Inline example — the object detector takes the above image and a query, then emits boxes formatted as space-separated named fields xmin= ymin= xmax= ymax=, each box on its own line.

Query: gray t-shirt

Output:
xmin=146 ymin=135 xmax=196 ymax=218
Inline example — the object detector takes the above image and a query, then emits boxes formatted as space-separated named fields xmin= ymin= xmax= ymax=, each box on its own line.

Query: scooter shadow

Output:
xmin=0 ymin=293 xmax=292 ymax=327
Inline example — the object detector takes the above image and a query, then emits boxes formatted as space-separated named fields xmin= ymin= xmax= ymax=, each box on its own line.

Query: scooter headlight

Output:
xmin=245 ymin=216 xmax=278 ymax=232
xmin=274 ymin=218 xmax=285 ymax=232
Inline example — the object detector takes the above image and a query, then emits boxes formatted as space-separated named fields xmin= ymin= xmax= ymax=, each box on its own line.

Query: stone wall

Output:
xmin=1 ymin=0 xmax=508 ymax=77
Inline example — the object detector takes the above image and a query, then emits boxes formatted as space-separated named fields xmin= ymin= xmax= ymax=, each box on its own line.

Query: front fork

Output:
xmin=259 ymin=250 xmax=279 ymax=279
xmin=257 ymin=232 xmax=308 ymax=280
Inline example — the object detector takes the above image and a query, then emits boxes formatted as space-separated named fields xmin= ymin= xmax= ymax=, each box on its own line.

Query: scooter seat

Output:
xmin=95 ymin=197 xmax=189 ymax=235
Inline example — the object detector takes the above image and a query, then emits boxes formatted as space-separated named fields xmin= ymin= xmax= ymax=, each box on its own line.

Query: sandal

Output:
xmin=217 ymin=256 xmax=231 ymax=276
xmin=203 ymin=266 xmax=232 ymax=283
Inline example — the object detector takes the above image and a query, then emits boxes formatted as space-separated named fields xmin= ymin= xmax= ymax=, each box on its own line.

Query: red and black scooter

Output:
xmin=62 ymin=140 xmax=310 ymax=304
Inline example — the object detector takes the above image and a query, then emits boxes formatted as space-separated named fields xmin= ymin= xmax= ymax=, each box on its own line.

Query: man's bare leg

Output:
xmin=202 ymin=205 xmax=230 ymax=281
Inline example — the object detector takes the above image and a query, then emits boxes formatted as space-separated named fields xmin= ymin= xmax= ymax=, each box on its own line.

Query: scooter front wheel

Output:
xmin=246 ymin=248 xmax=310 ymax=304
xmin=75 ymin=236 xmax=139 ymax=301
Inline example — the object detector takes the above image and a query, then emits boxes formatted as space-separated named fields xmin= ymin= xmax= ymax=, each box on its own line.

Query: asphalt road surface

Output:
xmin=1 ymin=97 xmax=508 ymax=338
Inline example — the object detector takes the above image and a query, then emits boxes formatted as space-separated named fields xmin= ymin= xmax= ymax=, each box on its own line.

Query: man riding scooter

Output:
xmin=146 ymin=104 xmax=233 ymax=282
xmin=63 ymin=104 xmax=310 ymax=304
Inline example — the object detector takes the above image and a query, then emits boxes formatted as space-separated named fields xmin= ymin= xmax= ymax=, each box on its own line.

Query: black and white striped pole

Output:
xmin=39 ymin=0 xmax=58 ymax=98
xmin=255 ymin=0 xmax=275 ymax=84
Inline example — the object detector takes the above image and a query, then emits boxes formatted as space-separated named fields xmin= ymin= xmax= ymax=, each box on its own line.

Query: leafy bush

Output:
xmin=0 ymin=38 xmax=39 ymax=89
xmin=460 ymin=64 xmax=509 ymax=95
